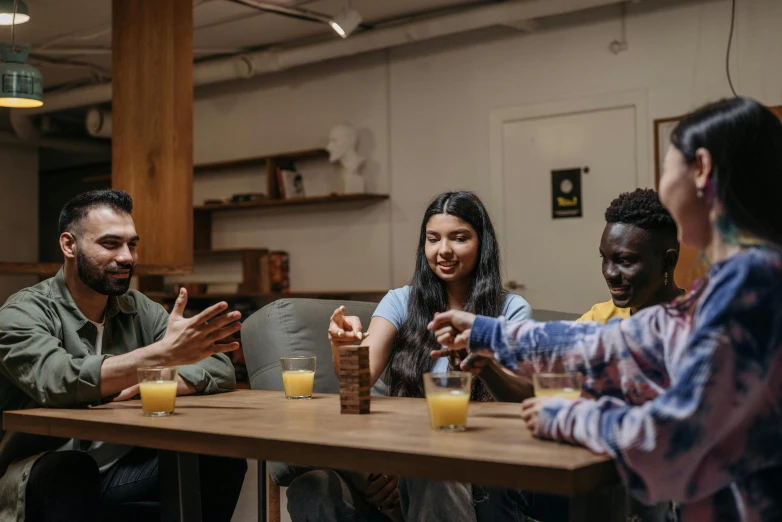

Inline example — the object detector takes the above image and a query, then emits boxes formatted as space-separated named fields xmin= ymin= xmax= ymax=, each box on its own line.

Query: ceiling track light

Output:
xmin=329 ymin=8 xmax=362 ymax=38
xmin=230 ymin=0 xmax=365 ymax=39
xmin=0 ymin=0 xmax=28 ymax=25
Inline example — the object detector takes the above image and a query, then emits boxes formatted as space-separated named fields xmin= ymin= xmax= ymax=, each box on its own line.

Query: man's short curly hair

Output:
xmin=605 ymin=188 xmax=678 ymax=247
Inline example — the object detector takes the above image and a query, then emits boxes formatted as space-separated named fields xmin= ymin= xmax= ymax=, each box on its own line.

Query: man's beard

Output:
xmin=76 ymin=251 xmax=134 ymax=296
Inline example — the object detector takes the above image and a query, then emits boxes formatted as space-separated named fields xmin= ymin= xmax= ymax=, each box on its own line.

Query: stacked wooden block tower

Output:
xmin=339 ymin=345 xmax=370 ymax=414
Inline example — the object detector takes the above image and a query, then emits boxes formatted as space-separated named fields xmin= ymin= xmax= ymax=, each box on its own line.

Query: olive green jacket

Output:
xmin=0 ymin=269 xmax=236 ymax=521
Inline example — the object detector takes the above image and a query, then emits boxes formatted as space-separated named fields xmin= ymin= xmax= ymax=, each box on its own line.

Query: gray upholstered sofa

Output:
xmin=239 ymin=298 xmax=581 ymax=522
xmin=241 ymin=298 xmax=580 ymax=395
xmin=241 ymin=298 xmax=390 ymax=397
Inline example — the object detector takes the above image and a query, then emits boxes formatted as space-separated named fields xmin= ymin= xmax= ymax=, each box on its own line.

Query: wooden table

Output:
xmin=4 ymin=390 xmax=619 ymax=521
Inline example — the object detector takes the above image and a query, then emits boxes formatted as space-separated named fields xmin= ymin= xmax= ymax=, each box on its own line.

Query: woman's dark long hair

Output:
xmin=670 ymin=97 xmax=782 ymax=247
xmin=388 ymin=192 xmax=505 ymax=400
xmin=669 ymin=97 xmax=782 ymax=312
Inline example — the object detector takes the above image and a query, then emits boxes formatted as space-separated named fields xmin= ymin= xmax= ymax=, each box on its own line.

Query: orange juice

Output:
xmin=139 ymin=380 xmax=178 ymax=415
xmin=282 ymin=370 xmax=315 ymax=398
xmin=426 ymin=391 xmax=469 ymax=430
xmin=535 ymin=387 xmax=581 ymax=400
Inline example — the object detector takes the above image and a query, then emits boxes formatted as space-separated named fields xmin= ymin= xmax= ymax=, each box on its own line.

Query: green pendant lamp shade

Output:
xmin=0 ymin=42 xmax=42 ymax=108
xmin=0 ymin=0 xmax=28 ymax=25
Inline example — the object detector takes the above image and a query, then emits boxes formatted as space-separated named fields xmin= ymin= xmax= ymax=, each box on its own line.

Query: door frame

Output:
xmin=488 ymin=89 xmax=650 ymax=247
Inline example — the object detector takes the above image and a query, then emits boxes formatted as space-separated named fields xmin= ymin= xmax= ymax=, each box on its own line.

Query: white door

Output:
xmin=500 ymin=105 xmax=638 ymax=314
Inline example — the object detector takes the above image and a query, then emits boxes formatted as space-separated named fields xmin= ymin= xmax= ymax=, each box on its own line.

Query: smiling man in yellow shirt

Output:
xmin=580 ymin=188 xmax=683 ymax=522
xmin=581 ymin=189 xmax=684 ymax=325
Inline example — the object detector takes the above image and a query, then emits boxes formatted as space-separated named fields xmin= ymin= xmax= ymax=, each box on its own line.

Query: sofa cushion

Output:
xmin=241 ymin=298 xmax=388 ymax=395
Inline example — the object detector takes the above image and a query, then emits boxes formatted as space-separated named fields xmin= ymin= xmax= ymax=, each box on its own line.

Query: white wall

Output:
xmin=192 ymin=0 xmax=782 ymax=299
xmin=192 ymin=52 xmax=392 ymax=292
xmin=0 ymin=145 xmax=39 ymax=303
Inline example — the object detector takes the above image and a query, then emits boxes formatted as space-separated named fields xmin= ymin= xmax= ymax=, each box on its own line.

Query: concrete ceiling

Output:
xmin=10 ymin=0 xmax=498 ymax=89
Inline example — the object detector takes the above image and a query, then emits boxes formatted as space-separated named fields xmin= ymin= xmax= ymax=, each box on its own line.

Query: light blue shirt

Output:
xmin=372 ymin=286 xmax=532 ymax=372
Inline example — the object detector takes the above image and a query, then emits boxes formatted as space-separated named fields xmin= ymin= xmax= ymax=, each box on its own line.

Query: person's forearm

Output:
xmin=477 ymin=360 xmax=534 ymax=402
xmin=100 ymin=341 xmax=169 ymax=397
xmin=177 ymin=377 xmax=197 ymax=395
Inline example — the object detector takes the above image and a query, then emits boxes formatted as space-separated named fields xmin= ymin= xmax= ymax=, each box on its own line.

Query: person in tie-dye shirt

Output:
xmin=428 ymin=97 xmax=782 ymax=522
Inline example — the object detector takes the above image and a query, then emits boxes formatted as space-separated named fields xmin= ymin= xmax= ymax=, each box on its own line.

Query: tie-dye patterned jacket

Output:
xmin=468 ymin=247 xmax=782 ymax=521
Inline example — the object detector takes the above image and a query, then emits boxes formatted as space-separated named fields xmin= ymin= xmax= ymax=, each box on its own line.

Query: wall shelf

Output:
xmin=194 ymin=193 xmax=389 ymax=212
xmin=193 ymin=148 xmax=327 ymax=172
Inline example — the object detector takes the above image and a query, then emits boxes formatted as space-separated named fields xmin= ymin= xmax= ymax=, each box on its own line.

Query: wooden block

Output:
xmin=339 ymin=361 xmax=369 ymax=370
xmin=340 ymin=398 xmax=370 ymax=407
xmin=339 ymin=347 xmax=369 ymax=358
xmin=338 ymin=375 xmax=369 ymax=382
xmin=339 ymin=390 xmax=369 ymax=399
xmin=340 ymin=391 xmax=370 ymax=398
xmin=339 ymin=372 xmax=369 ymax=382
xmin=339 ymin=382 xmax=372 ymax=393
xmin=341 ymin=403 xmax=370 ymax=414
xmin=338 ymin=370 xmax=370 ymax=378
xmin=339 ymin=367 xmax=370 ymax=376
xmin=339 ymin=380 xmax=370 ymax=389
xmin=339 ymin=355 xmax=369 ymax=364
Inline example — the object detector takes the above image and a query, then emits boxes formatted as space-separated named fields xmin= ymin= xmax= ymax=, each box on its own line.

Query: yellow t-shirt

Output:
xmin=578 ymin=300 xmax=631 ymax=324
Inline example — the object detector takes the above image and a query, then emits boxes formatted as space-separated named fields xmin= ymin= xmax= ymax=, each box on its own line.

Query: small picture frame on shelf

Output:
xmin=278 ymin=169 xmax=306 ymax=199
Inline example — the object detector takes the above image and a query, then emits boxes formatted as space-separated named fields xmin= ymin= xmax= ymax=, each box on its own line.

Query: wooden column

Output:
xmin=112 ymin=0 xmax=193 ymax=273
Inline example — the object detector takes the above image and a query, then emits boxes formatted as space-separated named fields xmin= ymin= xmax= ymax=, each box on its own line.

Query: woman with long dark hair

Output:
xmin=334 ymin=191 xmax=531 ymax=401
xmin=279 ymin=192 xmax=552 ymax=522
xmin=430 ymin=97 xmax=782 ymax=522
xmin=327 ymin=191 xmax=541 ymax=522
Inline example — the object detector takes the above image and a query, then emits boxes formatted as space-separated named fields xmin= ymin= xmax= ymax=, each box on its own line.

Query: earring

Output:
xmin=664 ymin=272 xmax=669 ymax=286
xmin=696 ymin=188 xmax=704 ymax=199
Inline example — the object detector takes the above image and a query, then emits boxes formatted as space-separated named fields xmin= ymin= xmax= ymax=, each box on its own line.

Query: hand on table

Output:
xmin=520 ymin=397 xmax=549 ymax=436
xmin=114 ymin=384 xmax=139 ymax=402
xmin=113 ymin=376 xmax=196 ymax=403
xmin=364 ymin=473 xmax=399 ymax=510
xmin=328 ymin=306 xmax=365 ymax=347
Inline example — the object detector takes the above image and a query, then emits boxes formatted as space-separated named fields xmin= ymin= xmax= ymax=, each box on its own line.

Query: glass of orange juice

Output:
xmin=423 ymin=372 xmax=472 ymax=432
xmin=137 ymin=367 xmax=179 ymax=416
xmin=532 ymin=372 xmax=584 ymax=400
xmin=281 ymin=356 xmax=316 ymax=400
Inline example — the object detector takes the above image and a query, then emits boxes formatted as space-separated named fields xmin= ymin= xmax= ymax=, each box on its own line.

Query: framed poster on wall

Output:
xmin=653 ymin=116 xmax=681 ymax=188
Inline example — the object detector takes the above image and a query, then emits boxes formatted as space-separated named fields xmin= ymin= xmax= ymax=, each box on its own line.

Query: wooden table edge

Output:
xmin=3 ymin=410 xmax=618 ymax=496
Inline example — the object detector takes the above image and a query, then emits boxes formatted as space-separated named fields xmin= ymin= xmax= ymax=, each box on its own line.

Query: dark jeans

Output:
xmin=398 ymin=476 xmax=569 ymax=522
xmin=25 ymin=448 xmax=247 ymax=522
xmin=275 ymin=460 xmax=570 ymax=522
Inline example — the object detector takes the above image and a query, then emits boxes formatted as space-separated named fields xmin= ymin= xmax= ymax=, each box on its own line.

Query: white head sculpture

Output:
xmin=327 ymin=123 xmax=365 ymax=194
xmin=326 ymin=124 xmax=358 ymax=163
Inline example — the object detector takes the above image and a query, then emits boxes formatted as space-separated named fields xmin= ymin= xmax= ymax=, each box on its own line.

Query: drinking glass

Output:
xmin=137 ymin=367 xmax=179 ymax=416
xmin=281 ymin=356 xmax=316 ymax=399
xmin=532 ymin=372 xmax=584 ymax=400
xmin=423 ymin=372 xmax=472 ymax=431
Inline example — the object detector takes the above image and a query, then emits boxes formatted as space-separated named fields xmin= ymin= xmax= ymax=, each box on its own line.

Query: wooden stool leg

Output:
xmin=268 ymin=473 xmax=281 ymax=522
xmin=258 ymin=461 xmax=282 ymax=522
